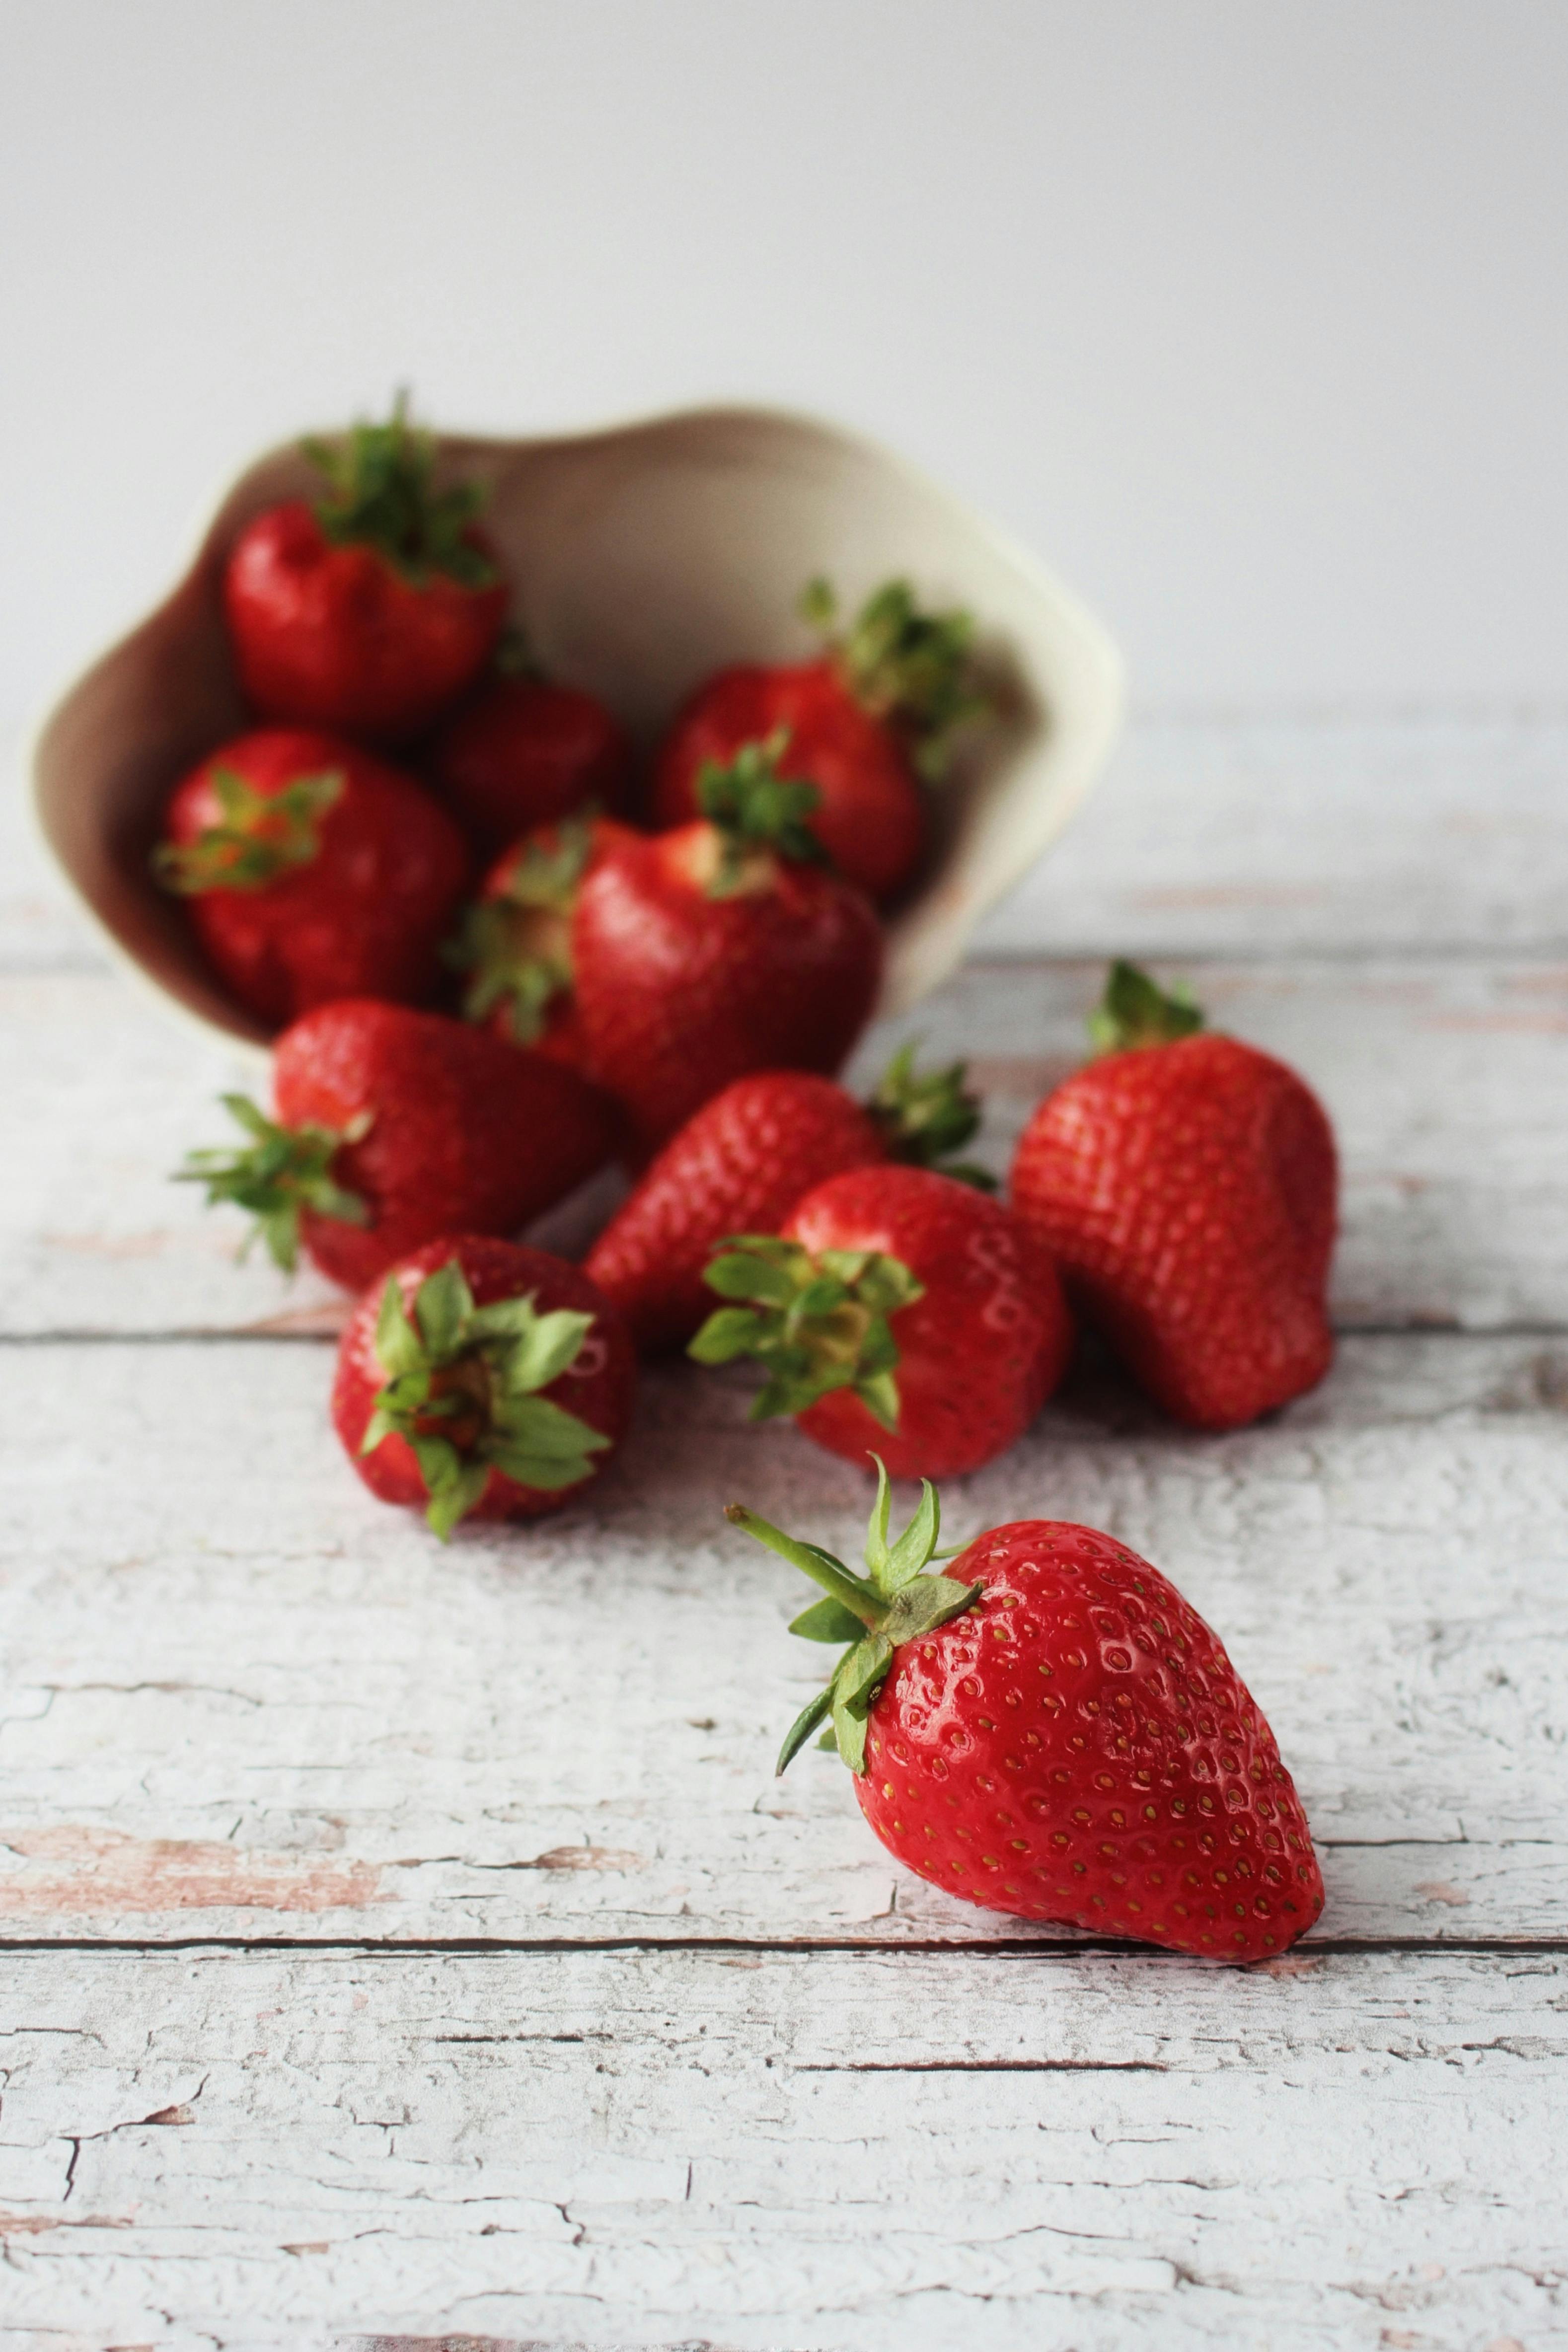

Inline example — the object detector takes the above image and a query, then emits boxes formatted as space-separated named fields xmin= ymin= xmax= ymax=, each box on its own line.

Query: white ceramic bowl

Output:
xmin=30 ymin=404 xmax=1122 ymax=1054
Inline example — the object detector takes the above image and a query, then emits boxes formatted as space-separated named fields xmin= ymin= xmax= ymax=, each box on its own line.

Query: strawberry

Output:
xmin=727 ymin=1466 xmax=1325 ymax=1960
xmin=430 ymin=632 xmax=633 ymax=852
xmin=690 ymin=1164 xmax=1071 ymax=1478
xmin=178 ymin=999 xmax=615 ymax=1290
xmin=573 ymin=737 xmax=883 ymax=1149
xmin=651 ymin=579 xmax=985 ymax=902
xmin=445 ymin=813 xmax=639 ymax=1063
xmin=585 ymin=1046 xmax=994 ymax=1355
xmin=333 ymin=1237 xmax=635 ymax=1537
xmin=156 ymin=727 xmax=469 ymax=1028
xmin=224 ymin=397 xmax=508 ymax=738
xmin=1010 ymin=961 xmax=1338 ymax=1430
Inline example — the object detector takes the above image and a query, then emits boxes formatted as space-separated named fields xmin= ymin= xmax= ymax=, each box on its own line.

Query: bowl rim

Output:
xmin=27 ymin=395 xmax=1124 ymax=1058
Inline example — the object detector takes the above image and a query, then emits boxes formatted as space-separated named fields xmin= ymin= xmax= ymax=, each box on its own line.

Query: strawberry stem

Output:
xmin=726 ymin=1463 xmax=982 ymax=1775
xmin=802 ymin=576 xmax=988 ymax=780
xmin=868 ymin=1042 xmax=996 ymax=1189
xmin=363 ymin=1256 xmax=610 ymax=1538
xmin=693 ymin=730 xmax=825 ymax=893
xmin=445 ymin=816 xmax=594 ymax=1042
xmin=302 ymin=391 xmax=498 ymax=590
xmin=175 ymin=1094 xmax=369 ymax=1271
xmin=1088 ymin=959 xmax=1205 ymax=1054
xmin=153 ymin=767 xmax=343 ymax=895
xmin=689 ymin=1236 xmax=923 ymax=1427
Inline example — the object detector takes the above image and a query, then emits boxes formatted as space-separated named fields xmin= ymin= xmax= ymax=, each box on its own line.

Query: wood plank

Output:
xmin=3 ymin=1333 xmax=1565 ymax=1947
xmin=6 ymin=948 xmax=1568 ymax=1337
xmin=977 ymin=710 xmax=1568 ymax=959
xmin=11 ymin=715 xmax=1568 ymax=974
xmin=0 ymin=1945 xmax=1561 ymax=2347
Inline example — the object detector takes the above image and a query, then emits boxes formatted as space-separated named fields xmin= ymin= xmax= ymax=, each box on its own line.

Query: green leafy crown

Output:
xmin=363 ymin=1256 xmax=610 ymax=1538
xmin=302 ymin=391 xmax=498 ymax=589
xmin=1088 ymin=958 xmax=1206 ymax=1055
xmin=693 ymin=729 xmax=825 ymax=894
xmin=689 ymin=1236 xmax=923 ymax=1429
xmin=153 ymin=765 xmax=343 ymax=895
xmin=444 ymin=814 xmax=594 ymax=1043
xmin=801 ymin=576 xmax=988 ymax=780
xmin=869 ymin=1040 xmax=996 ymax=1189
xmin=726 ymin=1460 xmax=981 ymax=1773
xmin=175 ymin=1094 xmax=370 ymax=1270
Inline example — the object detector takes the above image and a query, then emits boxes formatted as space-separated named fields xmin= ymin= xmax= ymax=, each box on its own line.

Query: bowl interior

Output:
xmin=32 ymin=405 xmax=1122 ymax=1048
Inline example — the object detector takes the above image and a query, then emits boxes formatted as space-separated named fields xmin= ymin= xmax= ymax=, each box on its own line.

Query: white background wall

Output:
xmin=3 ymin=0 xmax=1566 ymax=735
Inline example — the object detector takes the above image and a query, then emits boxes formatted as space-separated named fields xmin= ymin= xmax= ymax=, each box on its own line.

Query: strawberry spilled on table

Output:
xmin=178 ymin=999 xmax=616 ymax=1289
xmin=155 ymin=727 xmax=469 ymax=1027
xmin=333 ymin=1237 xmax=635 ymax=1536
xmin=727 ymin=1466 xmax=1325 ymax=1960
xmin=573 ymin=735 xmax=883 ymax=1149
xmin=1010 ymin=960 xmax=1338 ymax=1429
xmin=652 ymin=577 xmax=987 ymax=903
xmin=586 ymin=1046 xmax=994 ymax=1356
xmin=224 ymin=395 xmax=509 ymax=739
xmin=689 ymin=1163 xmax=1072 ymax=1478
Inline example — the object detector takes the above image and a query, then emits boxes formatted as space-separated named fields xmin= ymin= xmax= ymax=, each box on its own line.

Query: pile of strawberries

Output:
xmin=160 ymin=404 xmax=1337 ymax=1961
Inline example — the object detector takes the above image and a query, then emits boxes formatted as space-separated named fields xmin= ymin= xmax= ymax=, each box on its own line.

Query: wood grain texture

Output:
xmin=3 ymin=1335 xmax=1565 ymax=1947
xmin=0 ymin=1946 xmax=1563 ymax=2349
xmin=976 ymin=710 xmax=1568 ymax=958
xmin=4 ymin=713 xmax=1568 ymax=2347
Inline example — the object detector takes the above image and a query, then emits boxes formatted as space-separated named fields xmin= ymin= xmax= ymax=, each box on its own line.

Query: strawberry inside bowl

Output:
xmin=29 ymin=403 xmax=1123 ymax=1053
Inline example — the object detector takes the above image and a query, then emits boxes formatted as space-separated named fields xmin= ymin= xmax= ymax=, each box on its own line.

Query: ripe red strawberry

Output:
xmin=727 ymin=1468 xmax=1325 ymax=1961
xmin=431 ymin=634 xmax=633 ymax=852
xmin=333 ymin=1237 xmax=635 ymax=1536
xmin=690 ymin=1164 xmax=1071 ymax=1478
xmin=156 ymin=727 xmax=469 ymax=1027
xmin=178 ymin=1000 xmax=616 ymax=1290
xmin=224 ymin=398 xmax=508 ymax=738
xmin=573 ymin=737 xmax=883 ymax=1149
xmin=586 ymin=1046 xmax=995 ymax=1355
xmin=445 ymin=813 xmax=640 ymax=1063
xmin=651 ymin=579 xmax=985 ymax=902
xmin=1010 ymin=961 xmax=1338 ymax=1430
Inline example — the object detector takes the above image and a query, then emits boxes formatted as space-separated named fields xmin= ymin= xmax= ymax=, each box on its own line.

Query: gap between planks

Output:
xmin=0 ymin=1932 xmax=1564 ymax=1958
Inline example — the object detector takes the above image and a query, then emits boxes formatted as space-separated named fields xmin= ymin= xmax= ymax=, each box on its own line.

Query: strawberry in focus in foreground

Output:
xmin=155 ymin=728 xmax=469 ymax=1027
xmin=728 ymin=1468 xmax=1324 ymax=1960
xmin=224 ymin=397 xmax=508 ymax=739
xmin=1009 ymin=961 xmax=1338 ymax=1430
xmin=652 ymin=578 xmax=986 ymax=903
xmin=178 ymin=1000 xmax=615 ymax=1289
xmin=573 ymin=736 xmax=882 ymax=1149
xmin=431 ymin=631 xmax=633 ymax=852
xmin=586 ymin=1046 xmax=995 ymax=1355
xmin=333 ymin=1237 xmax=635 ymax=1536
xmin=690 ymin=1165 xmax=1071 ymax=1478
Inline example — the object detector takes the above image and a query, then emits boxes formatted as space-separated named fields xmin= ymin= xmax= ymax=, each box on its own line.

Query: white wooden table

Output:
xmin=3 ymin=715 xmax=1566 ymax=2350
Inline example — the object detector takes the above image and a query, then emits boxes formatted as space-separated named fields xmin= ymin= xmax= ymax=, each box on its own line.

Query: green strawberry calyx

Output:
xmin=694 ymin=730 xmax=826 ymax=895
xmin=302 ymin=390 xmax=498 ymax=590
xmin=689 ymin=1236 xmax=923 ymax=1429
xmin=174 ymin=1093 xmax=371 ymax=1270
xmin=153 ymin=765 xmax=344 ymax=895
xmin=801 ymin=576 xmax=989 ymax=781
xmin=1088 ymin=958 xmax=1205 ymax=1055
xmin=868 ymin=1040 xmax=996 ymax=1190
xmin=363 ymin=1256 xmax=611 ymax=1539
xmin=726 ymin=1459 xmax=981 ymax=1774
xmin=444 ymin=814 xmax=594 ymax=1043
